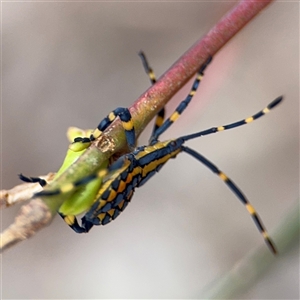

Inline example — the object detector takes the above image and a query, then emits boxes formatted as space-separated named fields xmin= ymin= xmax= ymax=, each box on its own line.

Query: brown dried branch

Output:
xmin=1 ymin=198 xmax=53 ymax=252
xmin=0 ymin=173 xmax=55 ymax=209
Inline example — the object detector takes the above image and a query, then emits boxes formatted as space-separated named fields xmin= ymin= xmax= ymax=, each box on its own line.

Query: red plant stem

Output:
xmin=130 ymin=0 xmax=275 ymax=135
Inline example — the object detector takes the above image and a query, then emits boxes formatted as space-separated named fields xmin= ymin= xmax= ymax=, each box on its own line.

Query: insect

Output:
xmin=22 ymin=52 xmax=282 ymax=254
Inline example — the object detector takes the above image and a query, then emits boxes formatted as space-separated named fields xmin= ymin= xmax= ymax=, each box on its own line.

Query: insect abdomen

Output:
xmin=83 ymin=142 xmax=181 ymax=227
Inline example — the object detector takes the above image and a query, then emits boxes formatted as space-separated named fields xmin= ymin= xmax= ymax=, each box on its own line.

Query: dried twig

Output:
xmin=0 ymin=173 xmax=55 ymax=209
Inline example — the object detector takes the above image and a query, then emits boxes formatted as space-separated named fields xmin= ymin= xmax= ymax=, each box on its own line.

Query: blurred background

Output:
xmin=2 ymin=1 xmax=299 ymax=299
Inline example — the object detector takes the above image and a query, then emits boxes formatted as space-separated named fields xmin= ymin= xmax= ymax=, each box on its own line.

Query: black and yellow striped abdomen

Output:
xmin=83 ymin=140 xmax=181 ymax=227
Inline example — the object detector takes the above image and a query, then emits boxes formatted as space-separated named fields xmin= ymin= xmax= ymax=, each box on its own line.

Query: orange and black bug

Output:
xmin=33 ymin=53 xmax=281 ymax=254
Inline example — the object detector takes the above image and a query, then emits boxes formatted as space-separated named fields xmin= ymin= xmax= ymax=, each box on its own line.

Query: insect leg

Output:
xmin=19 ymin=173 xmax=88 ymax=233
xmin=181 ymin=145 xmax=277 ymax=254
xmin=58 ymin=212 xmax=87 ymax=233
xmin=181 ymin=96 xmax=283 ymax=142
xmin=138 ymin=51 xmax=165 ymax=136
xmin=34 ymin=167 xmax=109 ymax=233
xmin=138 ymin=51 xmax=157 ymax=85
xmin=35 ymin=168 xmax=109 ymax=197
xmin=150 ymin=56 xmax=212 ymax=144
xmin=70 ymin=107 xmax=136 ymax=151
xmin=18 ymin=173 xmax=47 ymax=187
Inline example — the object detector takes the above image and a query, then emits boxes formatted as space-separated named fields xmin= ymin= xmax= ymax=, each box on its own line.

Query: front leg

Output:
xmin=69 ymin=107 xmax=136 ymax=152
xmin=19 ymin=173 xmax=47 ymax=187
